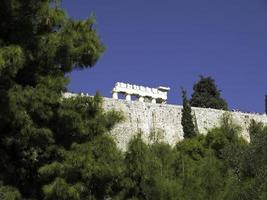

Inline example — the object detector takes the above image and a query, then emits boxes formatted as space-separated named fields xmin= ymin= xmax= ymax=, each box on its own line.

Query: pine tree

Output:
xmin=0 ymin=1 xmax=118 ymax=199
xmin=181 ymin=88 xmax=196 ymax=139
xmin=123 ymin=133 xmax=152 ymax=199
xmin=190 ymin=76 xmax=228 ymax=110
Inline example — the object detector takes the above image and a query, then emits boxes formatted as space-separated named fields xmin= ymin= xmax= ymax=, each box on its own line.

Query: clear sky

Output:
xmin=62 ymin=0 xmax=267 ymax=113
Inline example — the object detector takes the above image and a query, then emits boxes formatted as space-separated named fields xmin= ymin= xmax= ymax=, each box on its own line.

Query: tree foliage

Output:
xmin=190 ymin=76 xmax=228 ymax=110
xmin=0 ymin=185 xmax=21 ymax=200
xmin=0 ymin=1 xmax=266 ymax=199
xmin=119 ymin=114 xmax=267 ymax=200
xmin=0 ymin=1 xmax=114 ymax=199
xmin=40 ymin=134 xmax=124 ymax=200
xmin=181 ymin=88 xmax=196 ymax=138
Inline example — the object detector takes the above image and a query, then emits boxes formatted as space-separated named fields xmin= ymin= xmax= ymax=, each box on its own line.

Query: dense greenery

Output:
xmin=1 ymin=1 xmax=266 ymax=199
xmin=0 ymin=0 xmax=120 ymax=199
xmin=190 ymin=76 xmax=228 ymax=110
xmin=181 ymin=88 xmax=196 ymax=139
xmin=112 ymin=114 xmax=267 ymax=200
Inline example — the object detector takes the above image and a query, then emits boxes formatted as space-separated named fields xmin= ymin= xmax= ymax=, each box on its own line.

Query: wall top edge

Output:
xmin=63 ymin=93 xmax=267 ymax=118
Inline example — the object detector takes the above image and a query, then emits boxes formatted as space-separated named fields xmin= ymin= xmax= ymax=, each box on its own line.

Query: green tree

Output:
xmin=144 ymin=143 xmax=181 ymax=200
xmin=173 ymin=136 xmax=207 ymax=200
xmin=205 ymin=113 xmax=244 ymax=159
xmin=120 ymin=136 xmax=182 ymax=200
xmin=181 ymin=88 xmax=196 ymax=139
xmin=121 ymin=133 xmax=152 ymax=200
xmin=240 ymin=120 xmax=267 ymax=199
xmin=40 ymin=134 xmax=124 ymax=200
xmin=0 ymin=0 xmax=112 ymax=199
xmin=0 ymin=185 xmax=21 ymax=200
xmin=190 ymin=76 xmax=228 ymax=110
xmin=197 ymin=151 xmax=225 ymax=200
xmin=217 ymin=120 xmax=267 ymax=200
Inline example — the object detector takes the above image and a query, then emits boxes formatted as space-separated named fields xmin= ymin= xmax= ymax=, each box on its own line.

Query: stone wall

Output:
xmin=103 ymin=98 xmax=267 ymax=150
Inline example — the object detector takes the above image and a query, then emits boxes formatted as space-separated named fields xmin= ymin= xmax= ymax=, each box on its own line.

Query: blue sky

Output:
xmin=62 ymin=0 xmax=267 ymax=113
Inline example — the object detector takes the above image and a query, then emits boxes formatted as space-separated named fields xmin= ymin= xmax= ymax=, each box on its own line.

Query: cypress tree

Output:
xmin=181 ymin=88 xmax=196 ymax=139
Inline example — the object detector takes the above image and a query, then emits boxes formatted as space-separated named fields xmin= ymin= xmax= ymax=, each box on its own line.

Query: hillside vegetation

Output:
xmin=0 ymin=1 xmax=266 ymax=199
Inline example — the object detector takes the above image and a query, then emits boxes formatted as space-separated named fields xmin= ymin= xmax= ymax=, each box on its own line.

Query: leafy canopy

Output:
xmin=0 ymin=0 xmax=114 ymax=199
xmin=1 ymin=1 xmax=266 ymax=199
xmin=190 ymin=76 xmax=228 ymax=110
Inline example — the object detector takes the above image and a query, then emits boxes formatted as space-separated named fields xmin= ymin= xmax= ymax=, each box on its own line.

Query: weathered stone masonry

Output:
xmin=103 ymin=98 xmax=267 ymax=150
xmin=64 ymin=80 xmax=267 ymax=151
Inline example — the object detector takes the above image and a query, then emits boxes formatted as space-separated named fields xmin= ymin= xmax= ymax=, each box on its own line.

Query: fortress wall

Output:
xmin=103 ymin=98 xmax=267 ymax=150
